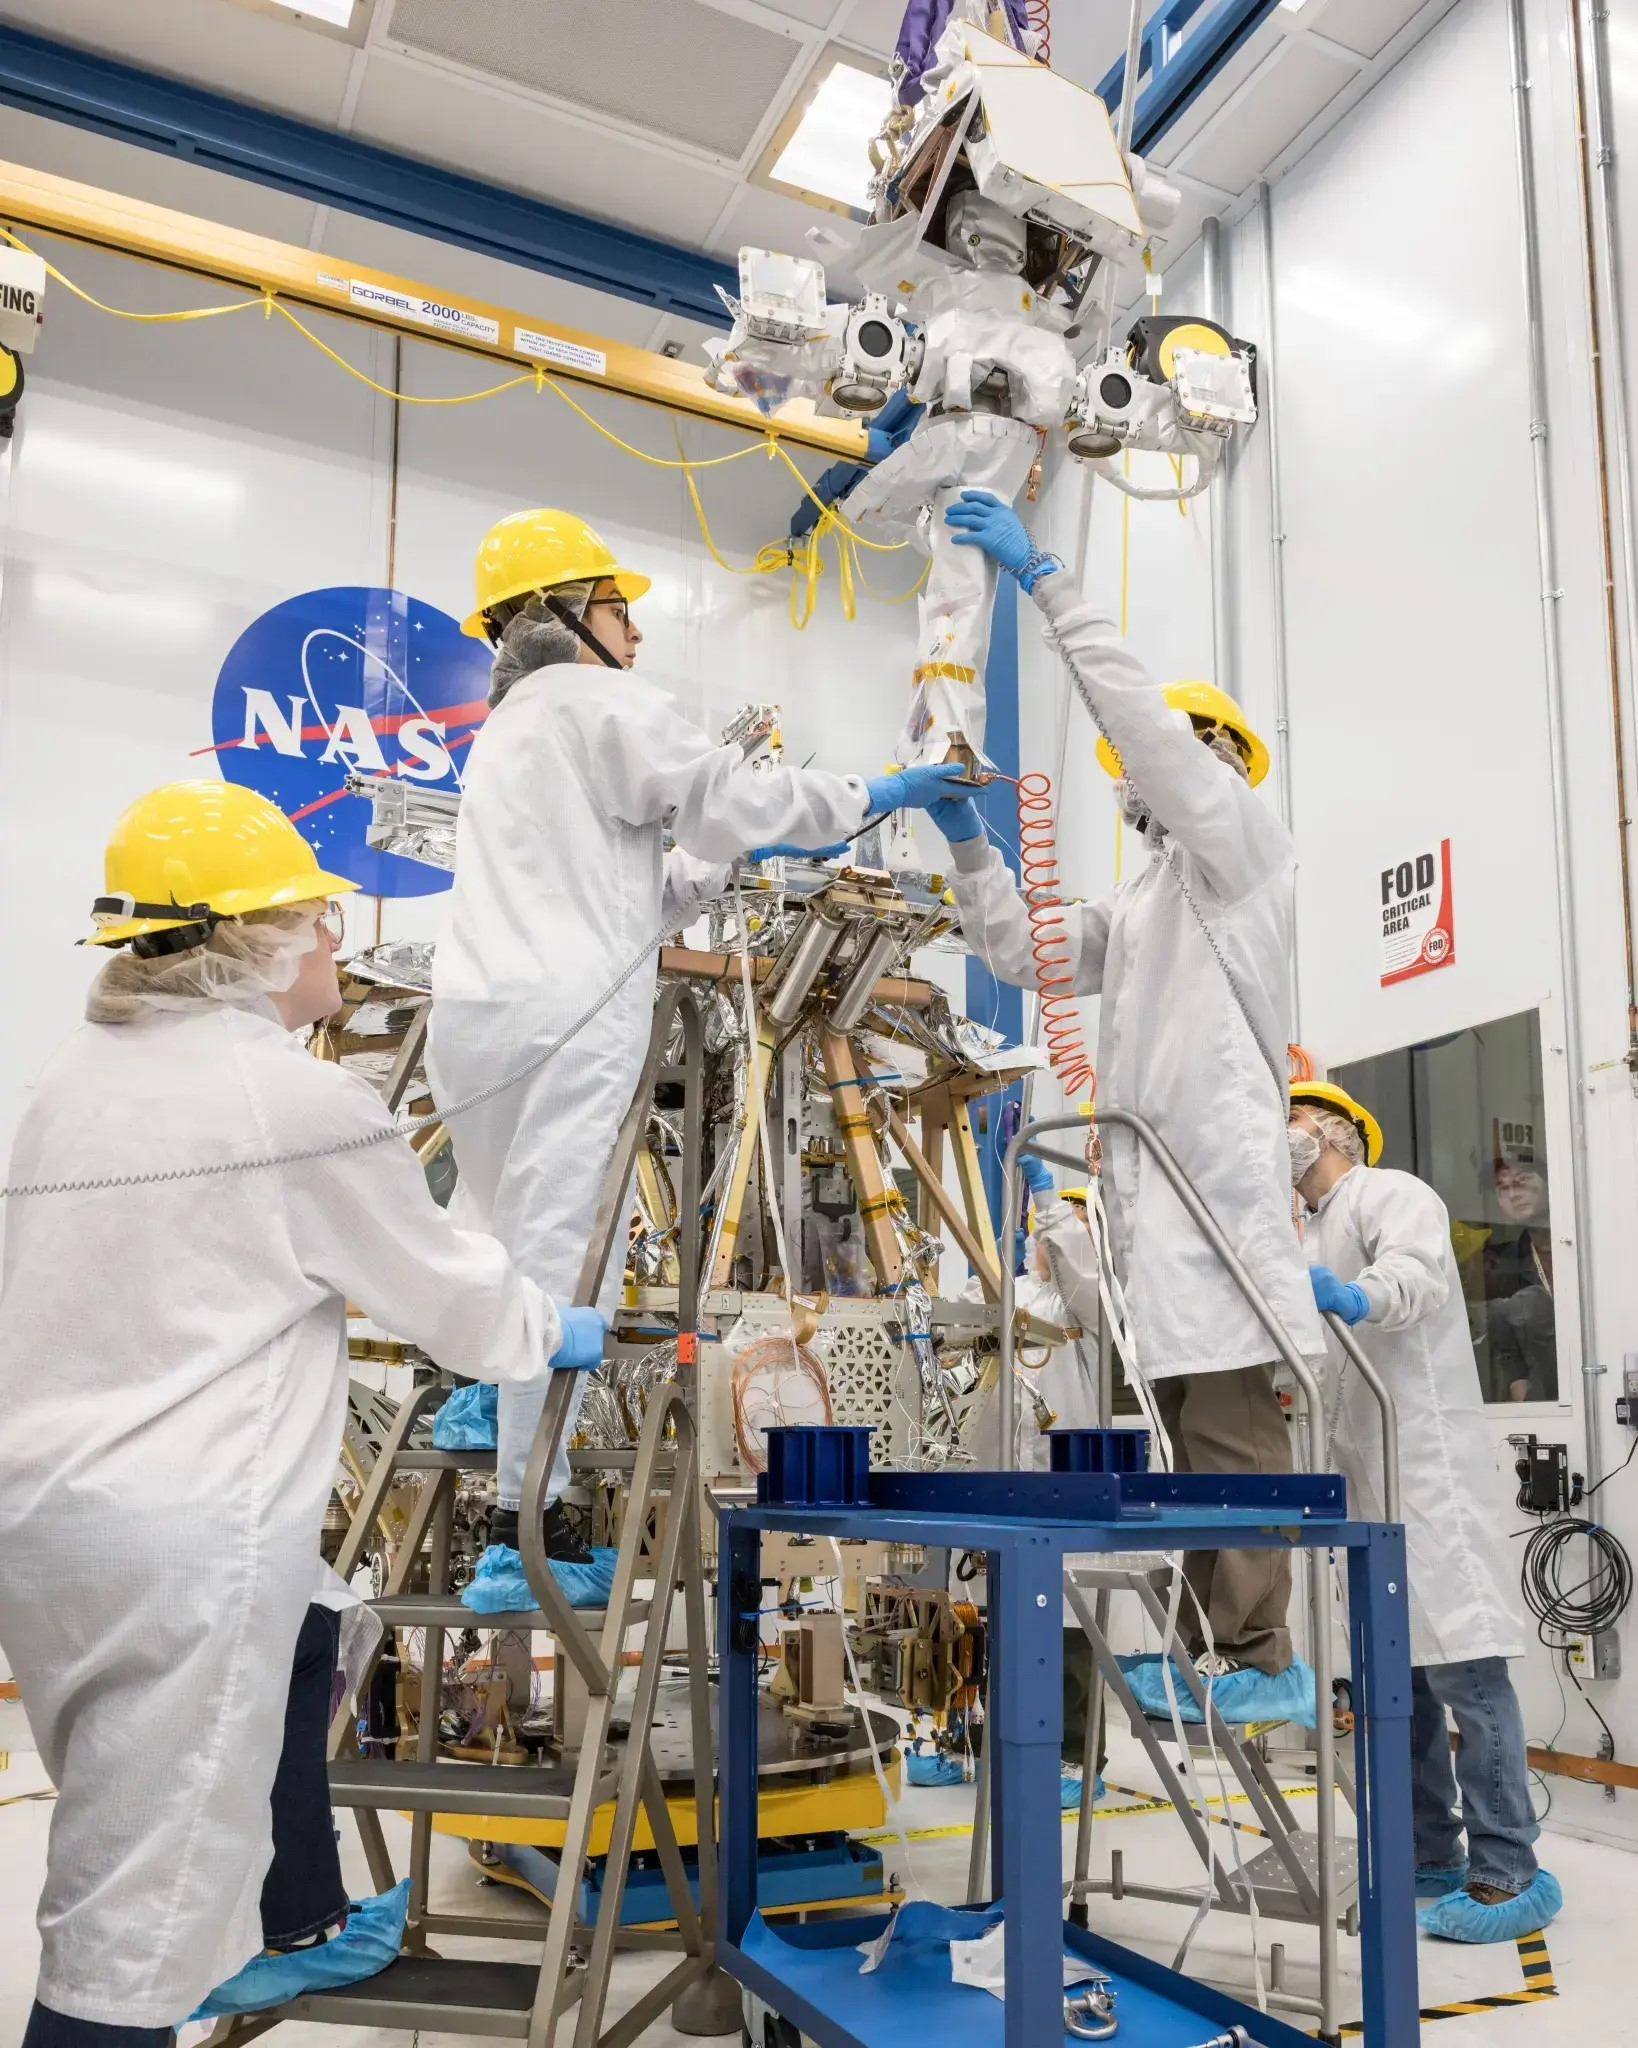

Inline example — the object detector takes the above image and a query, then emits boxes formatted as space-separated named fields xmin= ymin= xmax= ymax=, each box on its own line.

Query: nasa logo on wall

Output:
xmin=208 ymin=586 xmax=489 ymax=897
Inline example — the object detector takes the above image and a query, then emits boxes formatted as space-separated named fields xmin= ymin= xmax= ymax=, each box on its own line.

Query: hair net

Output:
xmin=86 ymin=903 xmax=323 ymax=1025
xmin=488 ymin=579 xmax=595 ymax=707
xmin=1312 ymin=1106 xmax=1365 ymax=1166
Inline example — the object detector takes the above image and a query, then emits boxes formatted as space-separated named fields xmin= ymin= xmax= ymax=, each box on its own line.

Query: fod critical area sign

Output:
xmin=1380 ymin=838 xmax=1455 ymax=986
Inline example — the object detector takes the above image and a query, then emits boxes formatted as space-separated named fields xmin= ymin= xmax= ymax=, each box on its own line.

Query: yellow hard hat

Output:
xmin=86 ymin=780 xmax=356 ymax=947
xmin=1288 ymin=1080 xmax=1384 ymax=1168
xmin=1058 ymin=1185 xmax=1090 ymax=1204
xmin=463 ymin=507 xmax=651 ymax=640
xmin=1096 ymin=680 xmax=1269 ymax=788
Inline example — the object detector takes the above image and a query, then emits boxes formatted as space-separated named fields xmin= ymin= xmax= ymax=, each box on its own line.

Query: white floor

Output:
xmin=0 ymin=1695 xmax=1624 ymax=2046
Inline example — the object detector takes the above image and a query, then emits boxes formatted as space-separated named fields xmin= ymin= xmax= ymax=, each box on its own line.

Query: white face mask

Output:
xmin=1288 ymin=1125 xmax=1322 ymax=1186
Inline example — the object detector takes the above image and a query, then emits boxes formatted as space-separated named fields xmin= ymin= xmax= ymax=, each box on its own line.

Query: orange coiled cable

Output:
xmin=1017 ymin=770 xmax=1095 ymax=1098
xmin=1024 ymin=0 xmax=1051 ymax=64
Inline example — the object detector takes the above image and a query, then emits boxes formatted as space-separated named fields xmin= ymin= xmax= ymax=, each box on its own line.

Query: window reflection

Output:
xmin=1331 ymin=1010 xmax=1558 ymax=1404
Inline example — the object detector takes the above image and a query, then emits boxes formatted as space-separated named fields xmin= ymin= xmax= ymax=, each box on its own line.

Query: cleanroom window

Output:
xmin=1331 ymin=1008 xmax=1558 ymax=1405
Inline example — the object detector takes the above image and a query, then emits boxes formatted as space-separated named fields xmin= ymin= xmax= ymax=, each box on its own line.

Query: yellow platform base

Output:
xmin=427 ymin=1755 xmax=896 ymax=1857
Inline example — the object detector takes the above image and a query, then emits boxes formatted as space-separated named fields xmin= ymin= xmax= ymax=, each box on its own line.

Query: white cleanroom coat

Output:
xmin=428 ymin=663 xmax=870 ymax=1507
xmin=0 ymin=1005 xmax=557 ymax=2028
xmin=946 ymin=573 xmax=1325 ymax=1379
xmin=1304 ymin=1166 xmax=1526 ymax=1667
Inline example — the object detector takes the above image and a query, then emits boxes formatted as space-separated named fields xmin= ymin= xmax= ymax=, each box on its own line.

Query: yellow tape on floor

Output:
xmin=1332 ymin=1932 xmax=1556 ymax=2035
xmin=858 ymin=1779 xmax=1318 ymax=1846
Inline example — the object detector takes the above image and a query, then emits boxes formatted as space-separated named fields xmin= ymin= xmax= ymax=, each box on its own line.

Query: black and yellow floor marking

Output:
xmin=1332 ymin=1933 xmax=1557 ymax=2034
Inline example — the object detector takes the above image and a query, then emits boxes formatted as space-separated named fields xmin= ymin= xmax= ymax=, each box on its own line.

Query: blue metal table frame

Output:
xmin=718 ymin=1470 xmax=1418 ymax=2048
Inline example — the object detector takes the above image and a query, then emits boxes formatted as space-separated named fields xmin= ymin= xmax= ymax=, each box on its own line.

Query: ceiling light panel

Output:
xmin=387 ymin=0 xmax=806 ymax=159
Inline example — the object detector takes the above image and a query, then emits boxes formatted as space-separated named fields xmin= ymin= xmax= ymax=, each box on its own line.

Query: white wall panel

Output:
xmin=0 ymin=236 xmax=392 ymax=1156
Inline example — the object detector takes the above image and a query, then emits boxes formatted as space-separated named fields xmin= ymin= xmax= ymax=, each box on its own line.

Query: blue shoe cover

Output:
xmin=906 ymin=1747 xmax=966 ymax=1788
xmin=189 ymin=1880 xmax=409 ymax=2018
xmin=1418 ymin=1870 xmax=1563 ymax=1944
xmin=462 ymin=1544 xmax=620 ymax=1613
xmin=432 ymin=1383 xmax=497 ymax=1450
xmin=1117 ymin=1653 xmax=1317 ymax=1729
xmin=1416 ymin=1862 xmax=1469 ymax=1900
xmin=548 ymin=1547 xmax=618 ymax=1608
xmin=461 ymin=1544 xmax=536 ymax=1614
xmin=1060 ymin=1772 xmax=1106 ymax=1810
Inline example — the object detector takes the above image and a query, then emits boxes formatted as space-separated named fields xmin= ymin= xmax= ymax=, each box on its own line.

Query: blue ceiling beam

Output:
xmin=1096 ymin=0 xmax=1285 ymax=157
xmin=0 ymin=25 xmax=736 ymax=323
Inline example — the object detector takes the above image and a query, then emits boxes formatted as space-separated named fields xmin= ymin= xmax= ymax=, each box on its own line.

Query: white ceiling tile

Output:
xmin=384 ymin=0 xmax=805 ymax=161
xmin=0 ymin=0 xmax=359 ymax=124
xmin=832 ymin=0 xmax=902 ymax=59
xmin=348 ymin=54 xmax=737 ymax=247
xmin=0 ymin=103 xmax=322 ymax=242
xmin=1172 ymin=40 xmax=1359 ymax=196
xmin=702 ymin=0 xmax=839 ymax=28
xmin=1301 ymin=0 xmax=1437 ymax=60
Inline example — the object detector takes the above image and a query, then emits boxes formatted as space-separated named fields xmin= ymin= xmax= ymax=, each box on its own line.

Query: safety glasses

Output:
xmin=317 ymin=899 xmax=347 ymax=947
xmin=584 ymin=596 xmax=632 ymax=630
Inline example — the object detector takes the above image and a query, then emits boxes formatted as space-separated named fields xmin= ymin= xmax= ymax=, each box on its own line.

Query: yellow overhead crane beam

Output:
xmin=0 ymin=158 xmax=872 ymax=461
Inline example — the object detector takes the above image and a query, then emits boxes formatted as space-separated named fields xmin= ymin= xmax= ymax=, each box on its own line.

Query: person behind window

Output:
xmin=1484 ymin=1155 xmax=1555 ymax=1402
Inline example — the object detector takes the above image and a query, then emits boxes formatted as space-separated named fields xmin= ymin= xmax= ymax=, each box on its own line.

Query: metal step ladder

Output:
xmin=207 ymin=983 xmax=732 ymax=2048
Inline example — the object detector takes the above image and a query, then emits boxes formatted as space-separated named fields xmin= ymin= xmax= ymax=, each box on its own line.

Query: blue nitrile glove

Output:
xmin=944 ymin=489 xmax=1062 ymax=591
xmin=748 ymin=840 xmax=850 ymax=862
xmin=863 ymin=763 xmax=971 ymax=815
xmin=1309 ymin=1265 xmax=1370 ymax=1326
xmin=927 ymin=793 xmax=984 ymax=843
xmin=1020 ymin=1154 xmax=1054 ymax=1202
xmin=550 ymin=1305 xmax=609 ymax=1370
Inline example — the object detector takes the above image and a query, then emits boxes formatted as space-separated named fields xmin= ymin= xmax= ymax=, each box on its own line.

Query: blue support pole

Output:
xmin=0 ymin=26 xmax=734 ymax=322
xmin=1349 ymin=1521 xmax=1420 ymax=2047
xmin=966 ymin=578 xmax=1026 ymax=1245
xmin=989 ymin=1531 xmax=1064 ymax=2047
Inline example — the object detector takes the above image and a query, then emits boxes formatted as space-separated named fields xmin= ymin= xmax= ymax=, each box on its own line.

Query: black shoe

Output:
xmin=543 ymin=1499 xmax=594 ymax=1566
xmin=488 ymin=1506 xmax=520 ymax=1551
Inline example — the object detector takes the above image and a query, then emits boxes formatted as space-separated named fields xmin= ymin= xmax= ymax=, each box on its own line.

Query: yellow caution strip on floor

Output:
xmin=857 ymin=1780 xmax=1319 ymax=1846
xmin=1332 ymin=1933 xmax=1557 ymax=2034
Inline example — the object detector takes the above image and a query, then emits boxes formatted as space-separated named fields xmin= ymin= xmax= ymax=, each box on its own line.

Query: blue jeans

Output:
xmin=1411 ymin=1658 xmax=1539 ymax=1892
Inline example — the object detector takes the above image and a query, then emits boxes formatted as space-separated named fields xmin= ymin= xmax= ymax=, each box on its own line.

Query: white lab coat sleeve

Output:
xmin=662 ymin=848 xmax=730 ymax=931
xmin=274 ymin=1058 xmax=559 ymax=1383
xmin=945 ymin=835 xmax=1111 ymax=994
xmin=1031 ymin=572 xmax=1290 ymax=903
xmin=1348 ymin=1171 xmax=1452 ymax=1331
xmin=564 ymin=679 xmax=869 ymax=863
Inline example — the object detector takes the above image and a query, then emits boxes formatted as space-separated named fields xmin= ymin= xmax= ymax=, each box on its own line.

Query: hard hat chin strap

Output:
xmin=542 ymin=593 xmax=623 ymax=670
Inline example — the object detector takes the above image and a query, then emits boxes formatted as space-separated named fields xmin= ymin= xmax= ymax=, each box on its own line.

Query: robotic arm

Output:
xmin=1066 ymin=314 xmax=1259 ymax=500
xmin=702 ymin=248 xmax=922 ymax=419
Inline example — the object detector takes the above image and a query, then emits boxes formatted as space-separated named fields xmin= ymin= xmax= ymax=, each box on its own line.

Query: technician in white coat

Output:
xmin=0 ymin=781 xmax=604 ymax=2043
xmin=926 ymin=489 xmax=1325 ymax=1726
xmin=1289 ymin=1080 xmax=1561 ymax=1943
xmin=429 ymin=508 xmax=964 ymax=1597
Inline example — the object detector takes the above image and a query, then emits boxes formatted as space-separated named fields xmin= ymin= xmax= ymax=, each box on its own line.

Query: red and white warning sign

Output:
xmin=1380 ymin=838 xmax=1455 ymax=986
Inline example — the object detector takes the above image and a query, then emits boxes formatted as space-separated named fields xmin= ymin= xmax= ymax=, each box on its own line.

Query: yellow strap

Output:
xmin=912 ymin=662 xmax=978 ymax=686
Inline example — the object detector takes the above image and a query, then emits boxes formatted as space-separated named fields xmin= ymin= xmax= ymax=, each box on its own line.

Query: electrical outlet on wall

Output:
xmin=1564 ymin=1635 xmax=1595 ymax=1674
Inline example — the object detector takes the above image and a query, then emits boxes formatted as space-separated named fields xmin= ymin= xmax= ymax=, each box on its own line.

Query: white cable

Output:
xmin=3 ymin=909 xmax=678 ymax=1200
xmin=823 ymin=1534 xmax=930 ymax=1901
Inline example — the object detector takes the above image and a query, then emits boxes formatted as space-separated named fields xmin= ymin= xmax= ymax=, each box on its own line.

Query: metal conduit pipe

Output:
xmin=1201 ymin=214 xmax=1236 ymax=700
xmin=1505 ymin=0 xmax=1601 ymax=1385
xmin=1575 ymin=0 xmax=1638 ymax=1077
xmin=1255 ymin=181 xmax=1300 ymax=1040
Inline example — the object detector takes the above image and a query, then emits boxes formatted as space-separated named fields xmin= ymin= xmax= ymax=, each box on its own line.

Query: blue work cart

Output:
xmin=717 ymin=1458 xmax=1418 ymax=2048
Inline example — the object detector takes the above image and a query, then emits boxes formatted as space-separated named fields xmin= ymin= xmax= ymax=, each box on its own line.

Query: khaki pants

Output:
xmin=1152 ymin=1363 xmax=1293 ymax=1675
